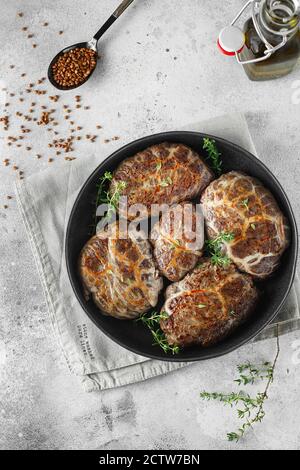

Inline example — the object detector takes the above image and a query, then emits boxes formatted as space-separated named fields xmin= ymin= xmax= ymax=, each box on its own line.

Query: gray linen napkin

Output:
xmin=15 ymin=113 xmax=300 ymax=392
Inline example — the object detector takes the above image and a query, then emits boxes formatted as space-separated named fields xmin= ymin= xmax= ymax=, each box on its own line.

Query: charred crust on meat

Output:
xmin=160 ymin=259 xmax=259 ymax=348
xmin=109 ymin=143 xmax=214 ymax=220
xmin=78 ymin=222 xmax=163 ymax=319
xmin=150 ymin=201 xmax=204 ymax=282
xmin=201 ymin=171 xmax=290 ymax=279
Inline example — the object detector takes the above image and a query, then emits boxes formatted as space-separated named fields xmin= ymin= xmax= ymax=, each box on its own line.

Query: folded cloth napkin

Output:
xmin=15 ymin=113 xmax=300 ymax=392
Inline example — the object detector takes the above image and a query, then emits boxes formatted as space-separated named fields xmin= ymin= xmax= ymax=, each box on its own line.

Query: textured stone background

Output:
xmin=0 ymin=0 xmax=299 ymax=450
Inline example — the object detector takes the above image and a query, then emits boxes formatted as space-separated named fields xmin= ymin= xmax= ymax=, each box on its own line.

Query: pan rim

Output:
xmin=65 ymin=131 xmax=298 ymax=362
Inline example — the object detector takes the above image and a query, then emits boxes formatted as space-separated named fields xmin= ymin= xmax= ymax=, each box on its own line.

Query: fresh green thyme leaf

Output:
xmin=137 ymin=310 xmax=180 ymax=355
xmin=203 ymin=138 xmax=222 ymax=175
xmin=95 ymin=172 xmax=127 ymax=229
xmin=160 ymin=176 xmax=172 ymax=187
xmin=138 ymin=310 xmax=168 ymax=328
xmin=241 ymin=198 xmax=249 ymax=209
xmin=200 ymin=326 xmax=280 ymax=443
xmin=206 ymin=232 xmax=235 ymax=249
xmin=205 ymin=231 xmax=235 ymax=267
xmin=227 ymin=432 xmax=240 ymax=442
xmin=250 ymin=223 xmax=256 ymax=230
xmin=197 ymin=304 xmax=207 ymax=309
xmin=211 ymin=253 xmax=231 ymax=267
xmin=95 ymin=171 xmax=113 ymax=208
xmin=109 ymin=181 xmax=127 ymax=208
xmin=156 ymin=161 xmax=162 ymax=171
xmin=200 ymin=391 xmax=256 ymax=407
xmin=151 ymin=329 xmax=180 ymax=355
xmin=235 ymin=362 xmax=274 ymax=386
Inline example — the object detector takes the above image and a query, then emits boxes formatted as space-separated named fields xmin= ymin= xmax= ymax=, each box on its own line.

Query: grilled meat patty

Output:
xmin=150 ymin=201 xmax=204 ymax=282
xmin=201 ymin=171 xmax=290 ymax=279
xmin=110 ymin=142 xmax=214 ymax=220
xmin=79 ymin=222 xmax=163 ymax=319
xmin=160 ymin=259 xmax=259 ymax=348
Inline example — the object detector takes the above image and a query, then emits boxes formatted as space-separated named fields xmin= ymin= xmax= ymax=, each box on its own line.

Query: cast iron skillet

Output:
xmin=65 ymin=131 xmax=298 ymax=362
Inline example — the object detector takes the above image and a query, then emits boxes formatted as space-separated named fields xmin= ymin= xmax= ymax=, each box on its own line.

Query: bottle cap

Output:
xmin=218 ymin=26 xmax=245 ymax=56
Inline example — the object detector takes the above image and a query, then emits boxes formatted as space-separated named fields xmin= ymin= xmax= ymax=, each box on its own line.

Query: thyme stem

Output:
xmin=94 ymin=172 xmax=126 ymax=231
xmin=203 ymin=138 xmax=222 ymax=175
xmin=205 ymin=231 xmax=234 ymax=267
xmin=137 ymin=311 xmax=180 ymax=355
xmin=200 ymin=325 xmax=280 ymax=442
xmin=252 ymin=325 xmax=280 ymax=426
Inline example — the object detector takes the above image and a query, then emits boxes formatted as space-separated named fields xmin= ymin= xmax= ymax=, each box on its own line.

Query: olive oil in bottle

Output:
xmin=240 ymin=0 xmax=300 ymax=81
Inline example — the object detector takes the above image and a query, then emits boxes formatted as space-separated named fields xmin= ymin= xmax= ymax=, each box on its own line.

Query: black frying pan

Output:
xmin=65 ymin=131 xmax=298 ymax=362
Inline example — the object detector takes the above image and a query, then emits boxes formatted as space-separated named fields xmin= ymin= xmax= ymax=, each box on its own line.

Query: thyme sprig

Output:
xmin=95 ymin=171 xmax=113 ymax=207
xmin=205 ymin=231 xmax=235 ymax=267
xmin=151 ymin=329 xmax=180 ymax=355
xmin=137 ymin=311 xmax=180 ymax=355
xmin=200 ymin=391 xmax=260 ymax=408
xmin=95 ymin=171 xmax=127 ymax=227
xmin=200 ymin=326 xmax=280 ymax=443
xmin=203 ymin=138 xmax=222 ymax=175
xmin=235 ymin=361 xmax=274 ymax=386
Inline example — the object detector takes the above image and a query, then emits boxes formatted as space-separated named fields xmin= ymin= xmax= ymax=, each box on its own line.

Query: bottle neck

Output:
xmin=258 ymin=0 xmax=299 ymax=43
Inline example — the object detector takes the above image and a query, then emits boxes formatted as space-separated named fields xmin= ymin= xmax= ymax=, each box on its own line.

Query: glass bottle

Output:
xmin=240 ymin=0 xmax=300 ymax=81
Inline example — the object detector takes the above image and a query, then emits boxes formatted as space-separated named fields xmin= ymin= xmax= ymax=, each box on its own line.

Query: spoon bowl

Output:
xmin=47 ymin=41 xmax=98 ymax=91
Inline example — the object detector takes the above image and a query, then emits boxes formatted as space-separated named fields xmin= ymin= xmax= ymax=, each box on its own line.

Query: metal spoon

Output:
xmin=48 ymin=0 xmax=135 ymax=90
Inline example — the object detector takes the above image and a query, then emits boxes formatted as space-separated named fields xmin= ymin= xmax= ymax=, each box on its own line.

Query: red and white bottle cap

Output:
xmin=218 ymin=26 xmax=245 ymax=56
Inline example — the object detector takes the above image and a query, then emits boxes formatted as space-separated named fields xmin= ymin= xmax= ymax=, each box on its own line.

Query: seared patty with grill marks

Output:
xmin=150 ymin=201 xmax=204 ymax=282
xmin=110 ymin=142 xmax=214 ymax=220
xmin=79 ymin=222 xmax=163 ymax=319
xmin=160 ymin=259 xmax=258 ymax=348
xmin=201 ymin=171 xmax=290 ymax=279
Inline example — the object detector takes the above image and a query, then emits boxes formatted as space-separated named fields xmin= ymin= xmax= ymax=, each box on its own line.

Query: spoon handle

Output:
xmin=93 ymin=0 xmax=135 ymax=41
xmin=113 ymin=0 xmax=135 ymax=18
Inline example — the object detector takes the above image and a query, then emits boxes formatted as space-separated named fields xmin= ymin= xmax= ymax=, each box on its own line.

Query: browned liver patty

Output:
xmin=150 ymin=201 xmax=204 ymax=282
xmin=201 ymin=171 xmax=290 ymax=278
xmin=110 ymin=142 xmax=214 ymax=220
xmin=79 ymin=222 xmax=163 ymax=319
xmin=160 ymin=259 xmax=258 ymax=348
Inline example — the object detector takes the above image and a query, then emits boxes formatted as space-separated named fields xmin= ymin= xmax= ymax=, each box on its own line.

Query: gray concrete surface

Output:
xmin=0 ymin=0 xmax=300 ymax=450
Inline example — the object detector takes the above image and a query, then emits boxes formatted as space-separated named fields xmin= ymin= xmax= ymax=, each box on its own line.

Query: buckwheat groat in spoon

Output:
xmin=48 ymin=0 xmax=135 ymax=90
